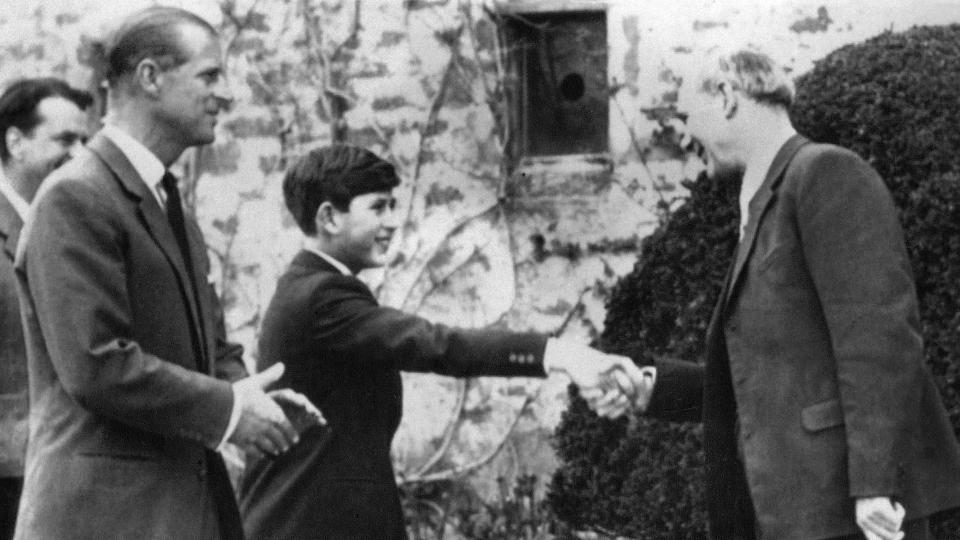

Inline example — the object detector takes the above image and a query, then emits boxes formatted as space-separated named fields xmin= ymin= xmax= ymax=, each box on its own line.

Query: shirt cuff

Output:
xmin=215 ymin=385 xmax=242 ymax=452
xmin=542 ymin=337 xmax=563 ymax=374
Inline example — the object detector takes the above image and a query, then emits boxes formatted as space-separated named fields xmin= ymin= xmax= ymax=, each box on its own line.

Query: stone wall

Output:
xmin=2 ymin=0 xmax=958 ymax=502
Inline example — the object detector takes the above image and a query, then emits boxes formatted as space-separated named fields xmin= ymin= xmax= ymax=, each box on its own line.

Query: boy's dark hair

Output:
xmin=0 ymin=78 xmax=93 ymax=163
xmin=283 ymin=144 xmax=400 ymax=236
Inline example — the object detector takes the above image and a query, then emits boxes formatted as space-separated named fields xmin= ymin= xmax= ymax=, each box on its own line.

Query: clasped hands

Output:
xmin=546 ymin=339 xmax=655 ymax=419
xmin=228 ymin=363 xmax=326 ymax=460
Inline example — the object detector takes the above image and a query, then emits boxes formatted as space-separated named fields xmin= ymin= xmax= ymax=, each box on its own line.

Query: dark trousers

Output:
xmin=0 ymin=477 xmax=22 ymax=540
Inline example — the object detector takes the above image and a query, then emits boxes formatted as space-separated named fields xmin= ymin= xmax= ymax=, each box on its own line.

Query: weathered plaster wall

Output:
xmin=2 ymin=0 xmax=958 ymax=501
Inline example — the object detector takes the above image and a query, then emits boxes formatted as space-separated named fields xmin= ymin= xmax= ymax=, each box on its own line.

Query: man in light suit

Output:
xmin=0 ymin=77 xmax=91 ymax=540
xmin=13 ymin=7 xmax=319 ymax=539
xmin=621 ymin=48 xmax=960 ymax=539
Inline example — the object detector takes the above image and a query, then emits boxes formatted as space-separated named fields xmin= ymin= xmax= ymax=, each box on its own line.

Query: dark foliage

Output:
xmin=549 ymin=24 xmax=960 ymax=537
xmin=548 ymin=168 xmax=740 ymax=539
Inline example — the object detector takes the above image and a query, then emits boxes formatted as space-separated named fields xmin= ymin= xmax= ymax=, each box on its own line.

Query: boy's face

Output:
xmin=335 ymin=190 xmax=399 ymax=272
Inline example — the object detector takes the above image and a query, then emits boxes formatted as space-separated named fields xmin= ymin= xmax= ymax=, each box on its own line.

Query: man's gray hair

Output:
xmin=103 ymin=6 xmax=217 ymax=87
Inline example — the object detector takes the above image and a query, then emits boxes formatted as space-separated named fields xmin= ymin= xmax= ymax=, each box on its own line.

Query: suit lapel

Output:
xmin=186 ymin=216 xmax=215 ymax=374
xmin=705 ymin=252 xmax=737 ymax=349
xmin=87 ymin=134 xmax=209 ymax=369
xmin=723 ymin=134 xmax=809 ymax=311
xmin=0 ymin=193 xmax=23 ymax=263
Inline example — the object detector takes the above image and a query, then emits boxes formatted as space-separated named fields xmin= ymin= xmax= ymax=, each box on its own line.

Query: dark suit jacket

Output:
xmin=239 ymin=250 xmax=547 ymax=540
xmin=0 ymin=193 xmax=27 ymax=479
xmin=13 ymin=133 xmax=248 ymax=540
xmin=647 ymin=135 xmax=960 ymax=539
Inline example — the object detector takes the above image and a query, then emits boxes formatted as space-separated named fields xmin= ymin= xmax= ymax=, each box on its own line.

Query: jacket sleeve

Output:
xmin=645 ymin=357 xmax=704 ymax=423
xmin=794 ymin=147 xmax=924 ymax=498
xmin=210 ymin=281 xmax=247 ymax=383
xmin=19 ymin=179 xmax=233 ymax=448
xmin=184 ymin=213 xmax=247 ymax=384
xmin=310 ymin=276 xmax=547 ymax=378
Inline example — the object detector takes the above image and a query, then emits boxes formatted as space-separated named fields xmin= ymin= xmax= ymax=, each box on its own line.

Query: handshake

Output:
xmin=545 ymin=339 xmax=656 ymax=419
xmin=228 ymin=363 xmax=326 ymax=460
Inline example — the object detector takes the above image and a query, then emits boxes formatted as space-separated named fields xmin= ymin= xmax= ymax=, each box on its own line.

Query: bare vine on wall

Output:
xmin=209 ymin=0 xmax=364 ymax=323
xmin=389 ymin=1 xmax=609 ymax=497
xmin=298 ymin=0 xmax=361 ymax=143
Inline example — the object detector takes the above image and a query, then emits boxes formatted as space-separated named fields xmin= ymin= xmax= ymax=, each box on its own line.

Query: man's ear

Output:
xmin=315 ymin=201 xmax=342 ymax=235
xmin=133 ymin=58 xmax=163 ymax=98
xmin=719 ymin=81 xmax=738 ymax=120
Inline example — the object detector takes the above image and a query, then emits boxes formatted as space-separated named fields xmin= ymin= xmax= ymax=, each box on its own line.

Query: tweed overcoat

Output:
xmin=648 ymin=135 xmax=960 ymax=539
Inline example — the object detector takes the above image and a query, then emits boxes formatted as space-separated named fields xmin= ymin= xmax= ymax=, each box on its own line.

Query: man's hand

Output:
xmin=270 ymin=388 xmax=326 ymax=434
xmin=228 ymin=363 xmax=300 ymax=460
xmin=545 ymin=339 xmax=655 ymax=418
xmin=856 ymin=497 xmax=906 ymax=540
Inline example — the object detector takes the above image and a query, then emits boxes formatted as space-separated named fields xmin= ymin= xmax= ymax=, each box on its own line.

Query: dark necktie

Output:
xmin=161 ymin=171 xmax=207 ymax=369
xmin=160 ymin=171 xmax=197 ymax=285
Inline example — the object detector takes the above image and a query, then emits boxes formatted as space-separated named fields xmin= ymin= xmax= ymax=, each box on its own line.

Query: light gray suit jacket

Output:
xmin=13 ymin=133 xmax=247 ymax=540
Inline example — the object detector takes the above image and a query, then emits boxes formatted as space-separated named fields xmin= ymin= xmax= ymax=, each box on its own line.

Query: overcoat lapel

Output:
xmin=723 ymin=134 xmax=809 ymax=311
xmin=0 ymin=193 xmax=22 ymax=262
xmin=86 ymin=134 xmax=209 ymax=370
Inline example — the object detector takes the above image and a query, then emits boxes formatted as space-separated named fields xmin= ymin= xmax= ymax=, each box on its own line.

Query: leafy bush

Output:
xmin=549 ymin=24 xmax=960 ymax=538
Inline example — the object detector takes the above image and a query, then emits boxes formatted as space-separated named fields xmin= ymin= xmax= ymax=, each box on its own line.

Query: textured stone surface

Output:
xmin=3 ymin=0 xmax=960 ymax=503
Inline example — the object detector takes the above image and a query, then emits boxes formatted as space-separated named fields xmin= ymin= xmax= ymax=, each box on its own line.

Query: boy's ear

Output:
xmin=5 ymin=127 xmax=25 ymax=162
xmin=315 ymin=201 xmax=342 ymax=235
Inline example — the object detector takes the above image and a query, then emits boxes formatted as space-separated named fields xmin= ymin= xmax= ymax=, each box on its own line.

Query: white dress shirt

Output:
xmin=304 ymin=245 xmax=353 ymax=276
xmin=738 ymin=131 xmax=797 ymax=238
xmin=100 ymin=125 xmax=168 ymax=209
xmin=0 ymin=169 xmax=30 ymax=221
xmin=100 ymin=125 xmax=240 ymax=451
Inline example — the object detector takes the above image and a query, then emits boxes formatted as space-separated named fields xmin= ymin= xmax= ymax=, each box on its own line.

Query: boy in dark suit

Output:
xmin=239 ymin=144 xmax=652 ymax=539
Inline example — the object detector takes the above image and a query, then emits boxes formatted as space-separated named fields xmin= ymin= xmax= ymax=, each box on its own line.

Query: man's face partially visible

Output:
xmin=155 ymin=25 xmax=231 ymax=148
xmin=335 ymin=190 xmax=399 ymax=273
xmin=12 ymin=96 xmax=88 ymax=193
xmin=675 ymin=79 xmax=739 ymax=171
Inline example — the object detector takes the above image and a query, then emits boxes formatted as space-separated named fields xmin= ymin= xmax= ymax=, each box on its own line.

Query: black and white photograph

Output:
xmin=1 ymin=0 xmax=959 ymax=538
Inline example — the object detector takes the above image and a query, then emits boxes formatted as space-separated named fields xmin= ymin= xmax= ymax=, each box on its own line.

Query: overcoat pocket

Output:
xmin=801 ymin=398 xmax=845 ymax=432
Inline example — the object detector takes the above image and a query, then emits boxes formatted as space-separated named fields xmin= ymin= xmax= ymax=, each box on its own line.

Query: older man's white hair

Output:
xmin=696 ymin=46 xmax=795 ymax=108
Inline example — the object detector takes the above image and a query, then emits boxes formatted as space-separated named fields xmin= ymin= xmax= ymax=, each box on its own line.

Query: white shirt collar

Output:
xmin=738 ymin=172 xmax=765 ymax=239
xmin=0 ymin=169 xmax=29 ymax=220
xmin=303 ymin=244 xmax=352 ymax=276
xmin=739 ymin=132 xmax=797 ymax=238
xmin=100 ymin=124 xmax=167 ymax=209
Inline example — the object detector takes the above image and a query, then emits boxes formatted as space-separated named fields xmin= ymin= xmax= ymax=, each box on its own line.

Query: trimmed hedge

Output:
xmin=549 ymin=25 xmax=960 ymax=538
